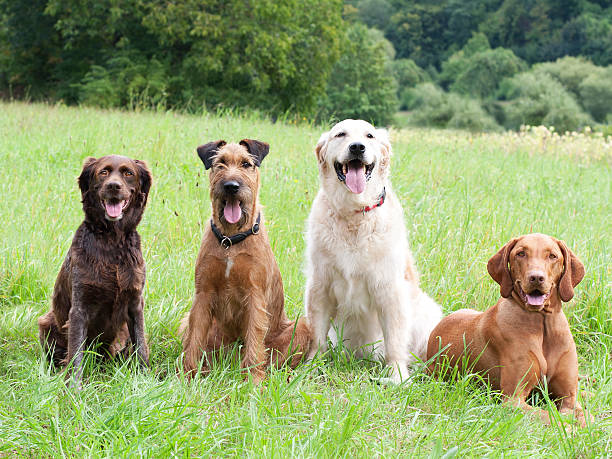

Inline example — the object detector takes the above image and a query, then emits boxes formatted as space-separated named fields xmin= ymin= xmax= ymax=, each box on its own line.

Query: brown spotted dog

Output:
xmin=427 ymin=233 xmax=590 ymax=426
xmin=38 ymin=155 xmax=152 ymax=388
xmin=180 ymin=139 xmax=311 ymax=383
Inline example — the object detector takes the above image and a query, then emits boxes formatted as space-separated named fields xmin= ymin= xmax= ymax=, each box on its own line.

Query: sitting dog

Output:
xmin=427 ymin=233 xmax=589 ymax=426
xmin=181 ymin=139 xmax=311 ymax=383
xmin=304 ymin=119 xmax=442 ymax=383
xmin=38 ymin=155 xmax=152 ymax=387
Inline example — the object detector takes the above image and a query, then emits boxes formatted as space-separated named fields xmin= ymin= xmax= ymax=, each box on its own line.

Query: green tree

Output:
xmin=497 ymin=70 xmax=593 ymax=131
xmin=356 ymin=0 xmax=393 ymax=30
xmin=0 ymin=0 xmax=61 ymax=97
xmin=404 ymin=82 xmax=500 ymax=131
xmin=579 ymin=67 xmax=612 ymax=122
xmin=450 ymin=47 xmax=526 ymax=99
xmin=386 ymin=3 xmax=448 ymax=69
xmin=318 ymin=23 xmax=398 ymax=125
xmin=438 ymin=32 xmax=491 ymax=89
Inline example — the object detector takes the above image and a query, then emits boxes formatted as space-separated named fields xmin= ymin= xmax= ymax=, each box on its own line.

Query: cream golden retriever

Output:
xmin=304 ymin=119 xmax=441 ymax=383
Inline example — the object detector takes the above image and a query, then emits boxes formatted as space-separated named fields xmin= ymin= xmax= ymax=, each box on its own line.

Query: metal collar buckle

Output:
xmin=221 ymin=237 xmax=232 ymax=249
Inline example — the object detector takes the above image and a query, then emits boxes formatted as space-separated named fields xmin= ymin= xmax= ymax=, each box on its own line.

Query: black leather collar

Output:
xmin=211 ymin=213 xmax=261 ymax=249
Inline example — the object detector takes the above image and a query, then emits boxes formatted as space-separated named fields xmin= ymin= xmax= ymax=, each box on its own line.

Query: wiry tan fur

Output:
xmin=181 ymin=141 xmax=311 ymax=383
xmin=305 ymin=119 xmax=442 ymax=383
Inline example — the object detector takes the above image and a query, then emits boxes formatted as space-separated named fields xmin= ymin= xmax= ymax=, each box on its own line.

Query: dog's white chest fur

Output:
xmin=225 ymin=258 xmax=234 ymax=278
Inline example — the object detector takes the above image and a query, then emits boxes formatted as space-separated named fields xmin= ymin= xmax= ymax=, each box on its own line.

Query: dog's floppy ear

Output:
xmin=315 ymin=131 xmax=329 ymax=164
xmin=376 ymin=128 xmax=391 ymax=152
xmin=78 ymin=157 xmax=98 ymax=194
xmin=555 ymin=238 xmax=585 ymax=302
xmin=376 ymin=128 xmax=392 ymax=168
xmin=197 ymin=140 xmax=226 ymax=170
xmin=239 ymin=139 xmax=269 ymax=166
xmin=134 ymin=159 xmax=152 ymax=195
xmin=487 ymin=237 xmax=519 ymax=298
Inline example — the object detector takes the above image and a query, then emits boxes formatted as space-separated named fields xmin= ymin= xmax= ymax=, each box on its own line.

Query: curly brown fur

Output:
xmin=38 ymin=155 xmax=152 ymax=388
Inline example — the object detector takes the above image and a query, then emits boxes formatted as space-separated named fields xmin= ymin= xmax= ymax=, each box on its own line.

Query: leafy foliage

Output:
xmin=405 ymin=83 xmax=500 ymax=131
xmin=317 ymin=24 xmax=398 ymax=125
xmin=450 ymin=48 xmax=525 ymax=99
xmin=1 ymin=0 xmax=345 ymax=116
xmin=579 ymin=67 xmax=612 ymax=123
xmin=354 ymin=0 xmax=612 ymax=68
xmin=497 ymin=71 xmax=593 ymax=132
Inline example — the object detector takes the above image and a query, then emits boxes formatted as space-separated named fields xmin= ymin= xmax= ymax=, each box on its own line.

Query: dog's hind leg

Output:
xmin=266 ymin=317 xmax=313 ymax=369
xmin=38 ymin=311 xmax=67 ymax=367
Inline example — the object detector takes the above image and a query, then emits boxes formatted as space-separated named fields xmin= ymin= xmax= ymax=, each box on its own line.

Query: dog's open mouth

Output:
xmin=103 ymin=199 xmax=129 ymax=221
xmin=334 ymin=160 xmax=375 ymax=194
xmin=517 ymin=284 xmax=550 ymax=310
xmin=223 ymin=200 xmax=242 ymax=224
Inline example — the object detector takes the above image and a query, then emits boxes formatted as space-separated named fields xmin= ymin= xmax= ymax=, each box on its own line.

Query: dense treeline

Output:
xmin=1 ymin=0 xmax=611 ymax=130
xmin=350 ymin=0 xmax=612 ymax=70
xmin=348 ymin=0 xmax=612 ymax=131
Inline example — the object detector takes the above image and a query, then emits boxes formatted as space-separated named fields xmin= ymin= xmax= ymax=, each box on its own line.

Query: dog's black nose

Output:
xmin=349 ymin=142 xmax=366 ymax=155
xmin=106 ymin=181 xmax=122 ymax=191
xmin=223 ymin=181 xmax=240 ymax=194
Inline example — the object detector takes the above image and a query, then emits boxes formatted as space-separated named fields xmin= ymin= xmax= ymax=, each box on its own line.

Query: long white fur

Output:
xmin=304 ymin=119 xmax=442 ymax=383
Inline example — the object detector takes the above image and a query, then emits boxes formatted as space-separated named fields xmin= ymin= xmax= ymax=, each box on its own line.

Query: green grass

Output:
xmin=0 ymin=102 xmax=610 ymax=457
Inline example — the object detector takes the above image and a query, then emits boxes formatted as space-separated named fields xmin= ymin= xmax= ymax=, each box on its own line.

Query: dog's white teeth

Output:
xmin=342 ymin=164 xmax=348 ymax=175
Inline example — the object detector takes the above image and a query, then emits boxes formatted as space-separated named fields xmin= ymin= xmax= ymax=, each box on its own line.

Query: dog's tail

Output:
xmin=38 ymin=311 xmax=68 ymax=367
xmin=266 ymin=317 xmax=312 ymax=369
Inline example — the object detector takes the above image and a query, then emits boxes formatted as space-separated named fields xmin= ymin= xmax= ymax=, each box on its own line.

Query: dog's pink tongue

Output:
xmin=526 ymin=293 xmax=546 ymax=306
xmin=224 ymin=202 xmax=242 ymax=224
xmin=345 ymin=163 xmax=366 ymax=194
xmin=105 ymin=202 xmax=123 ymax=218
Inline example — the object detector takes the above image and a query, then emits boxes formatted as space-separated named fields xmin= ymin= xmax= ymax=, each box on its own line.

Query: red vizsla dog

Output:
xmin=427 ymin=233 xmax=589 ymax=426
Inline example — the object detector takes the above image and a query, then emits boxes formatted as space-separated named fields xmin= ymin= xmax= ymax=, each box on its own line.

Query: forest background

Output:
xmin=1 ymin=0 xmax=611 ymax=132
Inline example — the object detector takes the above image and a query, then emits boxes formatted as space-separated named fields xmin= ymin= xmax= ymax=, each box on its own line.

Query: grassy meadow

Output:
xmin=0 ymin=102 xmax=610 ymax=457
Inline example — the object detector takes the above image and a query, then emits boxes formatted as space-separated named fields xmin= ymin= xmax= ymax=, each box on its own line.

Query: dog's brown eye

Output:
xmin=366 ymin=133 xmax=374 ymax=139
xmin=335 ymin=132 xmax=346 ymax=138
xmin=517 ymin=251 xmax=526 ymax=258
xmin=99 ymin=170 xmax=108 ymax=176
xmin=124 ymin=170 xmax=133 ymax=177
xmin=549 ymin=253 xmax=557 ymax=260
xmin=242 ymin=161 xmax=252 ymax=168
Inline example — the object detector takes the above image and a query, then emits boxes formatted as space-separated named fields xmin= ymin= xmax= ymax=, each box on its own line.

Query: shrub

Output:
xmin=450 ymin=48 xmax=526 ymax=99
xmin=533 ymin=56 xmax=600 ymax=98
xmin=392 ymin=58 xmax=430 ymax=89
xmin=438 ymin=32 xmax=490 ymax=89
xmin=393 ymin=59 xmax=430 ymax=110
xmin=405 ymin=83 xmax=500 ymax=131
xmin=318 ymin=23 xmax=398 ymax=125
xmin=77 ymin=53 xmax=169 ymax=110
xmin=579 ymin=67 xmax=612 ymax=123
xmin=497 ymin=71 xmax=593 ymax=132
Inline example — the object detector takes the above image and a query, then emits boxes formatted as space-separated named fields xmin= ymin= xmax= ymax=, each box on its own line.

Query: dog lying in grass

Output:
xmin=181 ymin=139 xmax=311 ymax=383
xmin=427 ymin=233 xmax=590 ymax=426
xmin=38 ymin=155 xmax=152 ymax=388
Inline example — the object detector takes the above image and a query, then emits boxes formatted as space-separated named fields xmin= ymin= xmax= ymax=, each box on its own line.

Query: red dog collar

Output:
xmin=357 ymin=187 xmax=386 ymax=215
